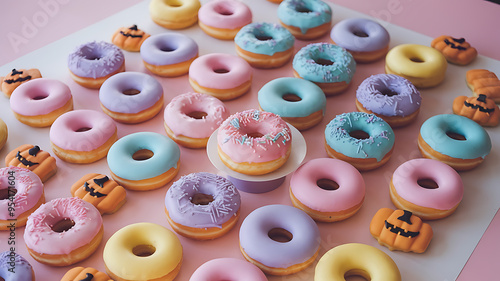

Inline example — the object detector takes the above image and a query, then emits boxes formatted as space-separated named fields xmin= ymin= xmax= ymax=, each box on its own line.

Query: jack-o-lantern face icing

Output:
xmin=111 ymin=24 xmax=151 ymax=52
xmin=370 ymin=208 xmax=433 ymax=253
xmin=453 ymin=94 xmax=500 ymax=127
xmin=61 ymin=266 xmax=113 ymax=281
xmin=431 ymin=35 xmax=477 ymax=65
xmin=1 ymin=68 xmax=42 ymax=97
xmin=466 ymin=69 xmax=500 ymax=103
xmin=71 ymin=173 xmax=126 ymax=215
xmin=5 ymin=144 xmax=57 ymax=183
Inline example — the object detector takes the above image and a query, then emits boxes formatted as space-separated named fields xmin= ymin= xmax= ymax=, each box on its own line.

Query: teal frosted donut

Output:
xmin=293 ymin=43 xmax=356 ymax=95
xmin=107 ymin=132 xmax=180 ymax=190
xmin=277 ymin=0 xmax=332 ymax=40
xmin=418 ymin=114 xmax=491 ymax=171
xmin=324 ymin=112 xmax=394 ymax=170
xmin=258 ymin=77 xmax=326 ymax=130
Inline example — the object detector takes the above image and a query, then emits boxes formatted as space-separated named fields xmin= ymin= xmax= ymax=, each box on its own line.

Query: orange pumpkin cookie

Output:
xmin=431 ymin=35 xmax=477 ymax=65
xmin=61 ymin=266 xmax=113 ymax=281
xmin=71 ymin=173 xmax=126 ymax=215
xmin=5 ymin=144 xmax=57 ymax=183
xmin=1 ymin=68 xmax=42 ymax=98
xmin=370 ymin=208 xmax=433 ymax=253
xmin=111 ymin=24 xmax=150 ymax=52
xmin=453 ymin=94 xmax=500 ymax=127
xmin=466 ymin=69 xmax=500 ymax=103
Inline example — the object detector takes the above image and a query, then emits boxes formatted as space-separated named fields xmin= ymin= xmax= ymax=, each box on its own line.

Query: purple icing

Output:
xmin=330 ymin=18 xmax=390 ymax=52
xmin=0 ymin=251 xmax=34 ymax=281
xmin=227 ymin=175 xmax=285 ymax=193
xmin=356 ymin=74 xmax=421 ymax=117
xmin=140 ymin=32 xmax=198 ymax=66
xmin=68 ymin=41 xmax=124 ymax=79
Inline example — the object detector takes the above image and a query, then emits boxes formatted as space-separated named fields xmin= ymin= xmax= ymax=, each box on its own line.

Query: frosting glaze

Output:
xmin=217 ymin=109 xmax=291 ymax=164
xmin=277 ymin=0 xmax=332 ymax=34
xmin=325 ymin=112 xmax=394 ymax=161
xmin=419 ymin=114 xmax=491 ymax=159
xmin=140 ymin=32 xmax=199 ymax=66
xmin=198 ymin=0 xmax=252 ymax=30
xmin=330 ymin=18 xmax=390 ymax=52
xmin=235 ymin=22 xmax=294 ymax=56
xmin=0 ymin=251 xmax=34 ymax=281
xmin=0 ymin=167 xmax=44 ymax=221
xmin=356 ymin=74 xmax=421 ymax=117
xmin=392 ymin=158 xmax=463 ymax=210
xmin=23 ymin=197 xmax=102 ymax=255
xmin=149 ymin=0 xmax=201 ymax=29
xmin=107 ymin=132 xmax=180 ymax=181
xmin=239 ymin=204 xmax=320 ymax=269
xmin=165 ymin=172 xmax=240 ymax=228
xmin=68 ymin=41 xmax=124 ymax=79
xmin=99 ymin=72 xmax=163 ymax=114
xmin=293 ymin=43 xmax=356 ymax=83
xmin=164 ymin=92 xmax=229 ymax=139
xmin=189 ymin=258 xmax=267 ymax=281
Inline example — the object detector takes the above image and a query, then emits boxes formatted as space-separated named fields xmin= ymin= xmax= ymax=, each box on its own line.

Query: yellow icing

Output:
xmin=386 ymin=44 xmax=447 ymax=79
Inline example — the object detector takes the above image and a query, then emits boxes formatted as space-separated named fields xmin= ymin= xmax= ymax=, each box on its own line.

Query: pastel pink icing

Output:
xmin=49 ymin=109 xmax=117 ymax=152
xmin=290 ymin=158 xmax=365 ymax=213
xmin=189 ymin=258 xmax=267 ymax=281
xmin=392 ymin=158 xmax=464 ymax=210
xmin=164 ymin=92 xmax=229 ymax=139
xmin=189 ymin=53 xmax=252 ymax=90
xmin=23 ymin=197 xmax=102 ymax=255
xmin=217 ymin=109 xmax=291 ymax=164
xmin=198 ymin=0 xmax=252 ymax=30
xmin=10 ymin=78 xmax=72 ymax=116
xmin=0 ymin=167 xmax=43 ymax=220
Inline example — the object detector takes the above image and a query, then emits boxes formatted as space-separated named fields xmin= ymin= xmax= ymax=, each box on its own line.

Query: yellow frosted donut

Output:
xmin=103 ymin=222 xmax=183 ymax=281
xmin=385 ymin=44 xmax=447 ymax=88
xmin=150 ymin=0 xmax=201 ymax=29
xmin=314 ymin=243 xmax=401 ymax=281
xmin=0 ymin=118 xmax=7 ymax=150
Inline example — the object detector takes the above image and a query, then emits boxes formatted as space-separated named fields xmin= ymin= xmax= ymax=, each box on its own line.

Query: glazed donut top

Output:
xmin=165 ymin=172 xmax=240 ymax=228
xmin=330 ymin=18 xmax=390 ymax=52
xmin=0 ymin=166 xmax=43 ymax=220
xmin=0 ymin=251 xmax=34 ymax=281
xmin=356 ymin=74 xmax=421 ymax=117
xmin=198 ymin=0 xmax=252 ymax=29
xmin=278 ymin=0 xmax=332 ymax=34
xmin=23 ymin=197 xmax=103 ymax=255
xmin=235 ymin=22 xmax=295 ymax=56
xmin=68 ymin=41 xmax=125 ymax=79
xmin=385 ymin=44 xmax=447 ymax=79
xmin=140 ymin=33 xmax=199 ymax=66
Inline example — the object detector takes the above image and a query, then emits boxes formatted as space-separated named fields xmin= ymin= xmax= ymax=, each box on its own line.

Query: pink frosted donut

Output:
xmin=390 ymin=158 xmax=464 ymax=220
xmin=198 ymin=0 xmax=252 ymax=40
xmin=290 ymin=158 xmax=365 ymax=222
xmin=10 ymin=78 xmax=73 ymax=128
xmin=189 ymin=53 xmax=252 ymax=100
xmin=189 ymin=258 xmax=267 ymax=281
xmin=164 ymin=92 xmax=229 ymax=148
xmin=24 ymin=197 xmax=103 ymax=266
xmin=49 ymin=109 xmax=118 ymax=164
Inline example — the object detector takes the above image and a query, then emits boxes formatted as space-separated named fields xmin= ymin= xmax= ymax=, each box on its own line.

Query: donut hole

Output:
xmin=352 ymin=29 xmax=369 ymax=38
xmin=132 ymin=149 xmax=154 ymax=161
xmin=165 ymin=0 xmax=183 ymax=7
xmin=246 ymin=132 xmax=264 ymax=138
xmin=191 ymin=193 xmax=214 ymax=205
xmin=409 ymin=57 xmax=425 ymax=63
xmin=268 ymin=227 xmax=293 ymax=243
xmin=317 ymin=178 xmax=339 ymax=191
xmin=295 ymin=5 xmax=313 ymax=13
xmin=349 ymin=130 xmax=370 ymax=140
xmin=379 ymin=87 xmax=399 ymax=97
xmin=0 ymin=277 xmax=5 ymax=281
xmin=75 ymin=127 xmax=92 ymax=132
xmin=417 ymin=178 xmax=439 ymax=189
xmin=345 ymin=269 xmax=370 ymax=281
xmin=282 ymin=93 xmax=302 ymax=102
xmin=253 ymin=31 xmax=274 ymax=41
xmin=315 ymin=58 xmax=335 ymax=66
xmin=214 ymin=5 xmax=234 ymax=16
xmin=51 ymin=218 xmax=75 ymax=233
xmin=0 ymin=188 xmax=17 ymax=200
xmin=31 ymin=91 xmax=49 ymax=100
xmin=186 ymin=111 xmax=208 ymax=119
xmin=132 ymin=244 xmax=156 ymax=257
xmin=122 ymin=89 xmax=141 ymax=96
xmin=446 ymin=131 xmax=467 ymax=141
xmin=213 ymin=68 xmax=230 ymax=74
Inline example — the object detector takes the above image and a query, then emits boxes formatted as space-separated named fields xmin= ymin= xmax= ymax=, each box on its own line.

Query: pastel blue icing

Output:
xmin=293 ymin=43 xmax=356 ymax=83
xmin=325 ymin=112 xmax=394 ymax=161
xmin=107 ymin=132 xmax=180 ymax=181
xmin=277 ymin=0 xmax=332 ymax=34
xmin=258 ymin=77 xmax=326 ymax=118
xmin=234 ymin=22 xmax=295 ymax=56
xmin=420 ymin=114 xmax=491 ymax=159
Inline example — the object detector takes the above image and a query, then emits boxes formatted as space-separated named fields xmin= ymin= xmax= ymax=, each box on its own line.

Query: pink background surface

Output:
xmin=0 ymin=0 xmax=499 ymax=280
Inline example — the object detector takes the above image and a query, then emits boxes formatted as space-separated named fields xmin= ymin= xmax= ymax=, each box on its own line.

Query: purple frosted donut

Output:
xmin=355 ymin=74 xmax=421 ymax=127
xmin=0 ymin=251 xmax=34 ymax=281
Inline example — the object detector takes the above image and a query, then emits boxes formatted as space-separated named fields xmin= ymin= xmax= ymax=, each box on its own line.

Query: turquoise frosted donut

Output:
xmin=418 ymin=114 xmax=491 ymax=170
xmin=258 ymin=77 xmax=326 ymax=130
xmin=277 ymin=0 xmax=332 ymax=40
xmin=107 ymin=132 xmax=180 ymax=190
xmin=324 ymin=112 xmax=394 ymax=171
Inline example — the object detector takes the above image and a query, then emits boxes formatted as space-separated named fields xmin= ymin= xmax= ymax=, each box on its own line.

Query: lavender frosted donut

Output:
xmin=356 ymin=74 xmax=421 ymax=127
xmin=239 ymin=204 xmax=320 ymax=275
xmin=330 ymin=18 xmax=390 ymax=62
xmin=99 ymin=72 xmax=163 ymax=124
xmin=68 ymin=41 xmax=125 ymax=89
xmin=165 ymin=172 xmax=241 ymax=240
xmin=189 ymin=258 xmax=267 ymax=281
xmin=140 ymin=32 xmax=199 ymax=77
xmin=0 ymin=251 xmax=34 ymax=281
